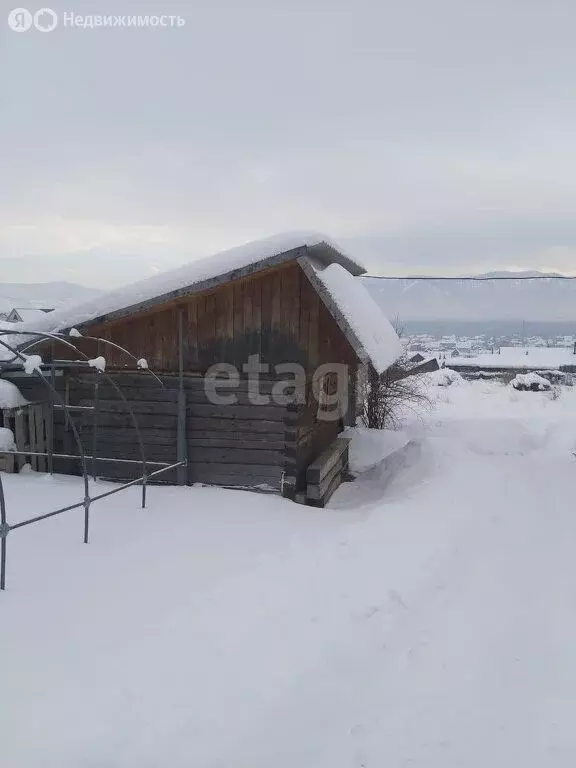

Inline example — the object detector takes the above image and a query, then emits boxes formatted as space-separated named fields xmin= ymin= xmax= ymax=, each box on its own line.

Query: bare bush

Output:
xmin=360 ymin=360 xmax=432 ymax=430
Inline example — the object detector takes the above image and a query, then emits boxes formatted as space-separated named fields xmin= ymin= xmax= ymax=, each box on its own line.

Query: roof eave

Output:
xmin=307 ymin=242 xmax=366 ymax=276
xmin=298 ymin=255 xmax=372 ymax=369
xmin=57 ymin=245 xmax=313 ymax=333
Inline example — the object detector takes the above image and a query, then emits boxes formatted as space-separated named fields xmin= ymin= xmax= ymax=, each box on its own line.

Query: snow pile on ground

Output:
xmin=422 ymin=367 xmax=465 ymax=387
xmin=0 ymin=378 xmax=28 ymax=409
xmin=511 ymin=372 xmax=552 ymax=391
xmin=1 ymin=380 xmax=576 ymax=765
xmin=343 ymin=426 xmax=410 ymax=473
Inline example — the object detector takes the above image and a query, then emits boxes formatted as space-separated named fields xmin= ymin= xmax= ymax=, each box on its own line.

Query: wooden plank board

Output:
xmin=260 ymin=272 xmax=273 ymax=363
xmin=299 ymin=269 xmax=313 ymax=367
xmin=14 ymin=411 xmax=26 ymax=471
xmin=270 ymin=269 xmax=282 ymax=330
xmin=244 ymin=276 xmax=254 ymax=331
xmin=252 ymin=275 xmax=262 ymax=348
xmin=34 ymin=405 xmax=47 ymax=472
xmin=308 ymin=468 xmax=342 ymax=508
xmin=307 ymin=456 xmax=344 ymax=500
xmin=306 ymin=437 xmax=350 ymax=484
xmin=233 ymin=281 xmax=244 ymax=340
xmin=186 ymin=299 xmax=199 ymax=368
xmin=28 ymin=407 xmax=37 ymax=471
xmin=307 ymin=278 xmax=320 ymax=369
xmin=204 ymin=293 xmax=217 ymax=362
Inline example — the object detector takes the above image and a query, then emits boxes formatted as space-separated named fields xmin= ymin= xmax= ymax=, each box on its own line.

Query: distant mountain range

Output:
xmin=363 ymin=271 xmax=576 ymax=322
xmin=0 ymin=281 xmax=102 ymax=314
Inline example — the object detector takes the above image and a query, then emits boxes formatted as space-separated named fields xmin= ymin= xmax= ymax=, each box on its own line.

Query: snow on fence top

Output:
xmin=300 ymin=259 xmax=402 ymax=375
xmin=14 ymin=232 xmax=364 ymax=340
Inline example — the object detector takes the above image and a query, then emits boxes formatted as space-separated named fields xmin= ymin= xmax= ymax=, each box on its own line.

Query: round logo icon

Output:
xmin=34 ymin=7 xmax=57 ymax=32
xmin=8 ymin=7 xmax=33 ymax=31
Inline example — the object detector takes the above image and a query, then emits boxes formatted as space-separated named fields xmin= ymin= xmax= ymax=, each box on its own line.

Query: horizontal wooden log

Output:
xmin=79 ymin=399 xmax=178 ymax=415
xmin=187 ymin=447 xmax=284 ymax=465
xmin=187 ymin=403 xmax=287 ymax=420
xmin=70 ymin=385 xmax=180 ymax=403
xmin=83 ymin=413 xmax=177 ymax=429
xmin=188 ymin=418 xmax=285 ymax=434
xmin=306 ymin=437 xmax=351 ymax=484
xmin=308 ymin=468 xmax=342 ymax=508
xmin=79 ymin=440 xmax=177 ymax=459
xmin=90 ymin=463 xmax=178 ymax=484
xmin=188 ymin=470 xmax=281 ymax=490
xmin=71 ymin=373 xmax=308 ymax=392
xmin=189 ymin=462 xmax=282 ymax=479
xmin=184 ymin=389 xmax=303 ymax=406
xmin=79 ymin=428 xmax=177 ymax=446
xmin=307 ymin=457 xmax=344 ymax=501
xmin=187 ymin=437 xmax=285 ymax=450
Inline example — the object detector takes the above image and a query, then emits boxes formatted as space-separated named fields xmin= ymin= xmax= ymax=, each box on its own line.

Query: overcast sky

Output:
xmin=2 ymin=0 xmax=576 ymax=287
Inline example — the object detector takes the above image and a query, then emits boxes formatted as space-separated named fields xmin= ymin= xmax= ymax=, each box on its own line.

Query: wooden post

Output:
xmin=91 ymin=381 xmax=99 ymax=481
xmin=177 ymin=307 xmax=188 ymax=485
xmin=2 ymin=411 xmax=14 ymax=474
xmin=14 ymin=410 xmax=26 ymax=472
xmin=34 ymin=404 xmax=47 ymax=473
xmin=28 ymin=407 xmax=38 ymax=471
xmin=48 ymin=358 xmax=55 ymax=475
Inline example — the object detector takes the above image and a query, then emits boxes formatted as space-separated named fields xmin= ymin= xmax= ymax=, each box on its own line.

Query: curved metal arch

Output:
xmin=8 ymin=330 xmax=151 ymax=508
xmin=0 ymin=331 xmax=181 ymax=592
xmin=19 ymin=332 xmax=166 ymax=389
xmin=0 ymin=336 xmax=92 ymax=543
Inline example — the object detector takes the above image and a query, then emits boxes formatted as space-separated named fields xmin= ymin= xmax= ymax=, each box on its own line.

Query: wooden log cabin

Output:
xmin=0 ymin=234 xmax=401 ymax=504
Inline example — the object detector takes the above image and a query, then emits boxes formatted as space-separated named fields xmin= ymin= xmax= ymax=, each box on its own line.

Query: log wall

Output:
xmin=5 ymin=259 xmax=360 ymax=497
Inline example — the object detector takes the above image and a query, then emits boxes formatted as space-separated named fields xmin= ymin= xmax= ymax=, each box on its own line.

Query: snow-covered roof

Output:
xmin=2 ymin=233 xmax=401 ymax=374
xmin=16 ymin=232 xmax=364 ymax=337
xmin=8 ymin=308 xmax=53 ymax=323
xmin=299 ymin=258 xmax=402 ymax=375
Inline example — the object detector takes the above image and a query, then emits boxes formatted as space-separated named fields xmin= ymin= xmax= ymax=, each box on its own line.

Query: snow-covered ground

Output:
xmin=2 ymin=376 xmax=576 ymax=766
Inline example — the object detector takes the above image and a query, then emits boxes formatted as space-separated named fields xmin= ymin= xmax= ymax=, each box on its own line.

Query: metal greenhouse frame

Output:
xmin=0 ymin=329 xmax=186 ymax=591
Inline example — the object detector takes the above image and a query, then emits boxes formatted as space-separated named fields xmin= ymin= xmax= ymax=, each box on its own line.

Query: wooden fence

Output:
xmin=2 ymin=404 xmax=49 ymax=473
